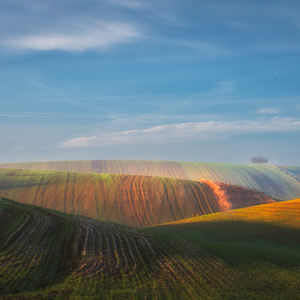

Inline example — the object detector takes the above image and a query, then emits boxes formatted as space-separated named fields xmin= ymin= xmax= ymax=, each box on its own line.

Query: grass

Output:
xmin=0 ymin=197 xmax=280 ymax=300
xmin=0 ymin=168 xmax=223 ymax=227
xmin=1 ymin=198 xmax=300 ymax=299
xmin=0 ymin=160 xmax=299 ymax=200
xmin=145 ymin=198 xmax=300 ymax=259
xmin=0 ymin=168 xmax=279 ymax=228
xmin=144 ymin=199 xmax=300 ymax=299
xmin=1 ymin=159 xmax=300 ymax=299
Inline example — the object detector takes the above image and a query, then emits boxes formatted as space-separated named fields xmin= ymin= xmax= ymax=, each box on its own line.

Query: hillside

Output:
xmin=2 ymin=197 xmax=214 ymax=299
xmin=200 ymin=179 xmax=275 ymax=210
xmin=0 ymin=160 xmax=299 ymax=200
xmin=146 ymin=199 xmax=300 ymax=265
xmin=2 ymin=198 xmax=300 ymax=299
xmin=148 ymin=198 xmax=300 ymax=228
xmin=0 ymin=168 xmax=224 ymax=227
xmin=275 ymin=166 xmax=300 ymax=182
xmin=145 ymin=199 xmax=300 ymax=299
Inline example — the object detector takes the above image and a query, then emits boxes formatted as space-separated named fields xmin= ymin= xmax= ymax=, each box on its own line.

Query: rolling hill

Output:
xmin=2 ymin=197 xmax=300 ymax=299
xmin=275 ymin=166 xmax=300 ymax=182
xmin=0 ymin=168 xmax=275 ymax=227
xmin=0 ymin=168 xmax=221 ymax=227
xmin=0 ymin=160 xmax=299 ymax=200
xmin=1 ymin=197 xmax=195 ymax=299
xmin=145 ymin=199 xmax=300 ymax=299
xmin=146 ymin=198 xmax=300 ymax=265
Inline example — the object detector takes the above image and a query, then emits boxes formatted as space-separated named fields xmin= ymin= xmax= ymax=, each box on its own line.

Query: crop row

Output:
xmin=0 ymin=198 xmax=256 ymax=299
xmin=0 ymin=168 xmax=221 ymax=227
xmin=1 ymin=160 xmax=300 ymax=200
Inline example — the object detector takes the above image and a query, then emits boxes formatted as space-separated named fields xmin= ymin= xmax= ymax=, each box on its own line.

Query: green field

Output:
xmin=275 ymin=166 xmax=300 ymax=181
xmin=0 ymin=167 xmax=277 ymax=227
xmin=0 ymin=160 xmax=299 ymax=200
xmin=145 ymin=199 xmax=300 ymax=299
xmin=1 ymin=160 xmax=300 ymax=299
xmin=0 ymin=168 xmax=223 ymax=227
xmin=1 ymin=197 xmax=300 ymax=299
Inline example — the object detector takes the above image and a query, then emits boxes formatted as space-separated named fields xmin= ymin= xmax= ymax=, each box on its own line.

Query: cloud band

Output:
xmin=62 ymin=117 xmax=300 ymax=147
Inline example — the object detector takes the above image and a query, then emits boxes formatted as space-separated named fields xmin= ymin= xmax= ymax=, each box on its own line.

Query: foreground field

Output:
xmin=0 ymin=160 xmax=299 ymax=200
xmin=146 ymin=199 xmax=300 ymax=299
xmin=1 ymin=198 xmax=300 ymax=299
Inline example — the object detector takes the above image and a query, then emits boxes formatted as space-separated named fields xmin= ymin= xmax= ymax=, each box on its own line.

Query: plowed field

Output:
xmin=2 ymin=198 xmax=300 ymax=299
xmin=1 ymin=160 xmax=299 ymax=200
xmin=0 ymin=168 xmax=222 ymax=227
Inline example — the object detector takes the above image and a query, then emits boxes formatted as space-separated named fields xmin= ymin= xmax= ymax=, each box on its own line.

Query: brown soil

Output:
xmin=200 ymin=179 xmax=275 ymax=210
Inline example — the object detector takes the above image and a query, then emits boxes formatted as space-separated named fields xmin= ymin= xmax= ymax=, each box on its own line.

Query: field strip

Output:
xmin=3 ymin=197 xmax=300 ymax=299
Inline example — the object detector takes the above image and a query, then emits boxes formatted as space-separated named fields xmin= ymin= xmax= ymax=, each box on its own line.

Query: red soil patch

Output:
xmin=200 ymin=179 xmax=275 ymax=211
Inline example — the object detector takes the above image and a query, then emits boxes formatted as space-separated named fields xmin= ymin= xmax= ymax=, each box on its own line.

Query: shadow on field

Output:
xmin=0 ymin=171 xmax=51 ymax=191
xmin=0 ymin=181 xmax=49 ymax=190
xmin=145 ymin=220 xmax=300 ymax=268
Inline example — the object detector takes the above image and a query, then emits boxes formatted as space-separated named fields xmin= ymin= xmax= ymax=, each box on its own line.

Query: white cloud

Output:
xmin=0 ymin=112 xmax=51 ymax=118
xmin=255 ymin=108 xmax=279 ymax=114
xmin=12 ymin=146 xmax=23 ymax=152
xmin=64 ymin=136 xmax=97 ymax=147
xmin=4 ymin=21 xmax=141 ymax=52
xmin=110 ymin=0 xmax=144 ymax=9
xmin=62 ymin=117 xmax=300 ymax=148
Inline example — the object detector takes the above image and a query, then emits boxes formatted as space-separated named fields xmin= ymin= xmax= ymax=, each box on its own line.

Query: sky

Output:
xmin=0 ymin=0 xmax=300 ymax=165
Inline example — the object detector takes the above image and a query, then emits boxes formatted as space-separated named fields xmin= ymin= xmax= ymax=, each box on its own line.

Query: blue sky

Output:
xmin=0 ymin=0 xmax=300 ymax=165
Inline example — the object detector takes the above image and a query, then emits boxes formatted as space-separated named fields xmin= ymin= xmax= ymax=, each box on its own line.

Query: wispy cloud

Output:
xmin=155 ymin=38 xmax=230 ymax=58
xmin=29 ymin=80 xmax=61 ymax=93
xmin=0 ymin=112 xmax=51 ymax=118
xmin=110 ymin=0 xmax=144 ymax=9
xmin=228 ymin=21 xmax=251 ymax=31
xmin=62 ymin=117 xmax=300 ymax=148
xmin=3 ymin=21 xmax=141 ymax=52
xmin=255 ymin=108 xmax=279 ymax=114
xmin=12 ymin=146 xmax=23 ymax=152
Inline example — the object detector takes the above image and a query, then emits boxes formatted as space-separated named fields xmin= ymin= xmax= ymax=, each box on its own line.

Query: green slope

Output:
xmin=145 ymin=199 xmax=300 ymax=297
xmin=2 ymin=198 xmax=300 ymax=299
xmin=0 ymin=197 xmax=176 ymax=299
xmin=274 ymin=166 xmax=300 ymax=182
xmin=0 ymin=168 xmax=222 ymax=227
xmin=146 ymin=199 xmax=300 ymax=299
xmin=0 ymin=160 xmax=299 ymax=200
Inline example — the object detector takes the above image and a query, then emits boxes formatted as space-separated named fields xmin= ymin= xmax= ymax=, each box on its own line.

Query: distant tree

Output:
xmin=251 ymin=157 xmax=269 ymax=164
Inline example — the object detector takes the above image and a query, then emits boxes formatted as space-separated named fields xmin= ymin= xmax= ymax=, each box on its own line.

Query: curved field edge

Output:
xmin=144 ymin=199 xmax=300 ymax=299
xmin=152 ymin=198 xmax=300 ymax=228
xmin=145 ymin=199 xmax=300 ymax=268
xmin=1 ymin=198 xmax=300 ymax=300
xmin=273 ymin=166 xmax=300 ymax=182
xmin=0 ymin=168 xmax=222 ymax=227
xmin=0 ymin=160 xmax=299 ymax=200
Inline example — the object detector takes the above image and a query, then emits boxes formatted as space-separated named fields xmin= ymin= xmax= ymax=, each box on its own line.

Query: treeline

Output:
xmin=251 ymin=157 xmax=269 ymax=164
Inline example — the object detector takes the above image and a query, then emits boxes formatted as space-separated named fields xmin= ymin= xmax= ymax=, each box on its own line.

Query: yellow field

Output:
xmin=162 ymin=198 xmax=300 ymax=228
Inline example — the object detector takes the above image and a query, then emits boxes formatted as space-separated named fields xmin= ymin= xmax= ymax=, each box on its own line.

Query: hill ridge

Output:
xmin=0 ymin=168 xmax=224 ymax=227
xmin=0 ymin=160 xmax=299 ymax=200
